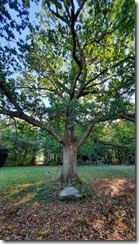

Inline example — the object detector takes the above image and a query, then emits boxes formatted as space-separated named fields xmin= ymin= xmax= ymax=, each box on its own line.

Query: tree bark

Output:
xmin=60 ymin=127 xmax=81 ymax=184
xmin=60 ymin=143 xmax=77 ymax=183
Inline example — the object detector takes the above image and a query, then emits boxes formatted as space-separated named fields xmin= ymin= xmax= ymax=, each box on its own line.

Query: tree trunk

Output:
xmin=60 ymin=141 xmax=81 ymax=184
xmin=30 ymin=148 xmax=36 ymax=165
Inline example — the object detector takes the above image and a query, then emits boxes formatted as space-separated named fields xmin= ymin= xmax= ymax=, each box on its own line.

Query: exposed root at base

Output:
xmin=57 ymin=175 xmax=83 ymax=188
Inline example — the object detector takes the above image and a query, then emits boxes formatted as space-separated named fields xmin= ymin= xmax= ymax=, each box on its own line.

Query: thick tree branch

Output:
xmin=77 ymin=113 xmax=135 ymax=148
xmin=77 ymin=122 xmax=94 ymax=148
xmin=0 ymin=80 xmax=23 ymax=112
xmin=83 ymin=31 xmax=114 ymax=48
xmin=74 ymin=0 xmax=87 ymax=21
xmin=81 ymin=90 xmax=99 ymax=96
xmin=121 ymin=113 xmax=135 ymax=122
xmin=48 ymin=6 xmax=69 ymax=25
xmin=70 ymin=15 xmax=82 ymax=68
xmin=70 ymin=66 xmax=82 ymax=99
xmin=76 ymin=55 xmax=135 ymax=99
xmin=69 ymin=0 xmax=86 ymax=98
xmin=112 ymin=56 xmax=135 ymax=69
xmin=85 ymin=76 xmax=111 ymax=90
xmin=94 ymin=113 xmax=135 ymax=124
xmin=0 ymin=79 xmax=64 ymax=143
xmin=76 ymin=68 xmax=108 ymax=98
xmin=0 ymin=109 xmax=63 ymax=144
xmin=15 ymin=86 xmax=55 ymax=92
xmin=48 ymin=1 xmax=87 ymax=99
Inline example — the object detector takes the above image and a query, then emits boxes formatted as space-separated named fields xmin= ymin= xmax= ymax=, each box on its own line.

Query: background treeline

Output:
xmin=0 ymin=117 xmax=135 ymax=166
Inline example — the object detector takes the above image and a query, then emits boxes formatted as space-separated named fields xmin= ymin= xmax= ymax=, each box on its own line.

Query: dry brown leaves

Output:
xmin=0 ymin=178 xmax=135 ymax=241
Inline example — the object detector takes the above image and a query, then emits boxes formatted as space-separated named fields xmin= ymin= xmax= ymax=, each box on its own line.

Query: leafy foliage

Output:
xmin=0 ymin=118 xmax=41 ymax=166
xmin=0 ymin=0 xmax=34 ymax=74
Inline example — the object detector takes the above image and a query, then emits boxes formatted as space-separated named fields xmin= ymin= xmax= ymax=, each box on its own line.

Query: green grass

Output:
xmin=78 ymin=165 xmax=135 ymax=183
xmin=0 ymin=165 xmax=135 ymax=204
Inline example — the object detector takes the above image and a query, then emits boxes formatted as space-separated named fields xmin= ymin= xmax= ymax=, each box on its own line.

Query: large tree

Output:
xmin=0 ymin=0 xmax=135 ymax=183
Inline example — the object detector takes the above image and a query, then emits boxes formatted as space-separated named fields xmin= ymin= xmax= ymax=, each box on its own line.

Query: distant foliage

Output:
xmin=0 ymin=117 xmax=135 ymax=167
xmin=79 ymin=120 xmax=135 ymax=165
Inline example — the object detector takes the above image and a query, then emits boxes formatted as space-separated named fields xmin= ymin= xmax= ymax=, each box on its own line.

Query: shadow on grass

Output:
xmin=7 ymin=181 xmax=61 ymax=204
xmin=3 ymin=179 xmax=93 ymax=206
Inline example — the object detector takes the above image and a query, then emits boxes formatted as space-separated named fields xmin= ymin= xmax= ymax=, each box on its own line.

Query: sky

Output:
xmin=13 ymin=1 xmax=41 ymax=41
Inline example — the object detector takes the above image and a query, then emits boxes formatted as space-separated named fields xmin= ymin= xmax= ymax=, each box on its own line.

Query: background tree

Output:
xmin=0 ymin=117 xmax=42 ymax=166
xmin=90 ymin=120 xmax=135 ymax=165
xmin=0 ymin=117 xmax=135 ymax=167
xmin=0 ymin=0 xmax=135 ymax=183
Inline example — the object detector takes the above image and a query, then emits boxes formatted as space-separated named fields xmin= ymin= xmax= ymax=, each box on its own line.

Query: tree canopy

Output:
xmin=0 ymin=0 xmax=135 ymax=182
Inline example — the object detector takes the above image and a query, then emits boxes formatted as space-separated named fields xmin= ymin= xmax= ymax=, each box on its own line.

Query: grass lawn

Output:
xmin=0 ymin=165 xmax=135 ymax=240
xmin=0 ymin=165 xmax=135 ymax=203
